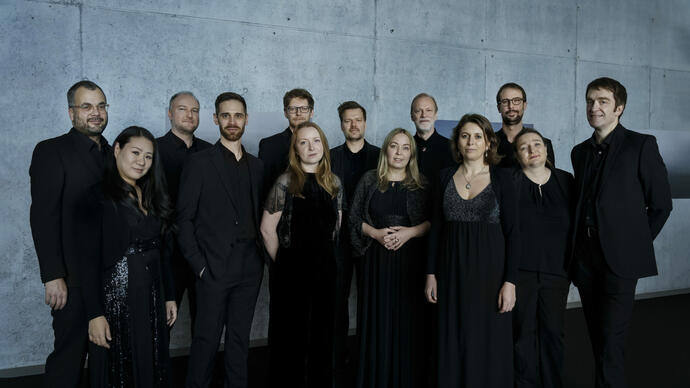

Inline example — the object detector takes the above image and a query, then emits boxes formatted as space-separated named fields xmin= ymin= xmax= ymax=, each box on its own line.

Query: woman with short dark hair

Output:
xmin=84 ymin=126 xmax=177 ymax=387
xmin=511 ymin=128 xmax=574 ymax=388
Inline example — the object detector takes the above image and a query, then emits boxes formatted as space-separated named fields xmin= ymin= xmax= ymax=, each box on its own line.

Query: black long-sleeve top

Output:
xmin=156 ymin=130 xmax=212 ymax=206
xmin=514 ymin=168 xmax=575 ymax=277
xmin=426 ymin=165 xmax=520 ymax=284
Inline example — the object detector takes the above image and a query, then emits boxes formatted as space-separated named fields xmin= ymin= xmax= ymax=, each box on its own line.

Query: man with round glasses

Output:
xmin=495 ymin=82 xmax=555 ymax=168
xmin=30 ymin=80 xmax=110 ymax=387
xmin=259 ymin=88 xmax=315 ymax=200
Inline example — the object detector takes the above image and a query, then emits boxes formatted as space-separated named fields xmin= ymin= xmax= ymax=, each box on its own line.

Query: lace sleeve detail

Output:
xmin=264 ymin=173 xmax=289 ymax=214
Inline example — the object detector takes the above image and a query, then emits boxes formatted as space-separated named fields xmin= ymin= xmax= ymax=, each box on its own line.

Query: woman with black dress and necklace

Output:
xmin=260 ymin=121 xmax=342 ymax=388
xmin=511 ymin=128 xmax=574 ymax=388
xmin=425 ymin=113 xmax=519 ymax=387
xmin=349 ymin=128 xmax=430 ymax=388
xmin=84 ymin=126 xmax=177 ymax=388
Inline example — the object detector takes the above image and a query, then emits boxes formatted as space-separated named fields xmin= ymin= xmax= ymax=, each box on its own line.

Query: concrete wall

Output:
xmin=1 ymin=0 xmax=689 ymax=371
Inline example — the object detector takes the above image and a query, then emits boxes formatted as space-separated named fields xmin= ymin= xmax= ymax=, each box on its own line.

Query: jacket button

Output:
xmin=235 ymin=220 xmax=239 ymax=225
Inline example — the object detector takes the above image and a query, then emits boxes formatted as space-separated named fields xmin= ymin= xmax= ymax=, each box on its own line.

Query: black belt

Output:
xmin=125 ymin=238 xmax=160 ymax=254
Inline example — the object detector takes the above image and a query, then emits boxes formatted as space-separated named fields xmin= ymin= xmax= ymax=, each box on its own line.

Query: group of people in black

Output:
xmin=30 ymin=76 xmax=672 ymax=388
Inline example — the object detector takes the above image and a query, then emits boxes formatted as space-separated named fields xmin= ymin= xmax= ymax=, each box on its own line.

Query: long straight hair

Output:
xmin=102 ymin=126 xmax=174 ymax=231
xmin=287 ymin=122 xmax=339 ymax=198
xmin=376 ymin=128 xmax=425 ymax=192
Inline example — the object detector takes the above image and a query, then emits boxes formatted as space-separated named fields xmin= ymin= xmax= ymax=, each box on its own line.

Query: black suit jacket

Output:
xmin=258 ymin=127 xmax=292 ymax=201
xmin=570 ymin=124 xmax=672 ymax=279
xmin=176 ymin=143 xmax=266 ymax=278
xmin=29 ymin=129 xmax=109 ymax=286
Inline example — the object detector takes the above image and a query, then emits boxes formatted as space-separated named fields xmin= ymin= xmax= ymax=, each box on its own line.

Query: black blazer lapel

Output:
xmin=210 ymin=146 xmax=240 ymax=215
xmin=65 ymin=135 xmax=102 ymax=181
xmin=246 ymin=156 xmax=263 ymax=231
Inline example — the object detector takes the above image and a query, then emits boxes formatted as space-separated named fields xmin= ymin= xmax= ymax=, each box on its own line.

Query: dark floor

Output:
xmin=2 ymin=293 xmax=689 ymax=387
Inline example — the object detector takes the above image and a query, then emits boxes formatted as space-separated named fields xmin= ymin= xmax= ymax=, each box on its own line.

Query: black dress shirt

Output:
xmin=156 ymin=131 xmax=212 ymax=205
xmin=414 ymin=130 xmax=455 ymax=181
xmin=495 ymin=128 xmax=556 ymax=169
xmin=220 ymin=145 xmax=257 ymax=240
xmin=579 ymin=128 xmax=618 ymax=230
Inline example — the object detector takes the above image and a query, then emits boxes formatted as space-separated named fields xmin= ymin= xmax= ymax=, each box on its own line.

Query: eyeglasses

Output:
xmin=497 ymin=98 xmax=524 ymax=107
xmin=285 ymin=106 xmax=311 ymax=114
xmin=70 ymin=103 xmax=109 ymax=112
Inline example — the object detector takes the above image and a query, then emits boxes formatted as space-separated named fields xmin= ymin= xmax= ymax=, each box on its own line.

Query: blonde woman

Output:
xmin=260 ymin=121 xmax=342 ymax=387
xmin=349 ymin=128 xmax=430 ymax=388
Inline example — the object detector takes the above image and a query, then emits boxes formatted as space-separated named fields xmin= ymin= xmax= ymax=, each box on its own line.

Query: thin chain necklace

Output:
xmin=462 ymin=165 xmax=487 ymax=190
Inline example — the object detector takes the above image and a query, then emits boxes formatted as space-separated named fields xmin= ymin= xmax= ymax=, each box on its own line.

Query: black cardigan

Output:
xmin=81 ymin=190 xmax=175 ymax=320
xmin=348 ymin=170 xmax=430 ymax=257
xmin=426 ymin=165 xmax=521 ymax=285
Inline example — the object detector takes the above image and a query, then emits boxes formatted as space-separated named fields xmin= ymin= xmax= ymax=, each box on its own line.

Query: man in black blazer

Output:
xmin=156 ymin=91 xmax=212 ymax=336
xmin=570 ymin=77 xmax=672 ymax=388
xmin=29 ymin=80 xmax=110 ymax=387
xmin=176 ymin=92 xmax=265 ymax=388
xmin=329 ymin=101 xmax=380 ymax=379
xmin=494 ymin=82 xmax=556 ymax=168
xmin=258 ymin=88 xmax=314 ymax=200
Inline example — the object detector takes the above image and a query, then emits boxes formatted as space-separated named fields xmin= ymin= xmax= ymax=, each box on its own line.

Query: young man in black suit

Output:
xmin=176 ymin=92 xmax=265 ymax=388
xmin=258 ymin=88 xmax=314 ymax=199
xmin=494 ymin=82 xmax=556 ymax=168
xmin=29 ymin=80 xmax=110 ymax=387
xmin=570 ymin=77 xmax=672 ymax=388
xmin=156 ymin=91 xmax=212 ymax=336
xmin=329 ymin=101 xmax=380 ymax=381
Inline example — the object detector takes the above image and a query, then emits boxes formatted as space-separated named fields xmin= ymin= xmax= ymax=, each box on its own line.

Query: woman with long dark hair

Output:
xmin=511 ymin=128 xmax=574 ymax=388
xmin=84 ymin=126 xmax=177 ymax=387
xmin=425 ymin=113 xmax=519 ymax=387
xmin=260 ymin=121 xmax=342 ymax=387
xmin=349 ymin=128 xmax=430 ymax=388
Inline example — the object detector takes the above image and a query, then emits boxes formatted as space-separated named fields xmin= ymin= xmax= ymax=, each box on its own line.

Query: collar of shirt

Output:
xmin=219 ymin=142 xmax=246 ymax=163
xmin=68 ymin=127 xmax=108 ymax=152
xmin=165 ymin=130 xmax=197 ymax=151
xmin=588 ymin=123 xmax=621 ymax=151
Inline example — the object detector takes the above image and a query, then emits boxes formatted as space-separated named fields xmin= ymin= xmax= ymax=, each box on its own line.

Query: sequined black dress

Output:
xmin=89 ymin=205 xmax=171 ymax=388
xmin=356 ymin=182 xmax=427 ymax=388
xmin=436 ymin=180 xmax=513 ymax=387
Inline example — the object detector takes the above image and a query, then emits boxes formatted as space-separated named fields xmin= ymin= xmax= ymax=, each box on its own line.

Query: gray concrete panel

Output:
xmin=81 ymin=6 xmax=375 ymax=150
xmin=374 ymin=39 xmax=486 ymax=145
xmin=650 ymin=68 xmax=690 ymax=132
xmin=376 ymin=0 xmax=485 ymax=48
xmin=651 ymin=0 xmax=690 ymax=72
xmin=574 ymin=61 xmax=650 ymax=144
xmin=486 ymin=0 xmax=576 ymax=58
xmin=577 ymin=0 xmax=652 ymax=66
xmin=486 ymin=52 xmax=576 ymax=170
xmin=0 ymin=1 xmax=82 ymax=369
xmin=639 ymin=199 xmax=690 ymax=293
xmin=82 ymin=0 xmax=375 ymax=37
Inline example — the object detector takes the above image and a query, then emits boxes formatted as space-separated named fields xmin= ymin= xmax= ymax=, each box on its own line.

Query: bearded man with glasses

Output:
xmin=495 ymin=82 xmax=556 ymax=168
xmin=29 ymin=80 xmax=110 ymax=387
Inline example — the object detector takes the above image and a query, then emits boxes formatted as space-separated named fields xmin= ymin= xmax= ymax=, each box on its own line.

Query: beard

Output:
xmin=345 ymin=129 xmax=363 ymax=141
xmin=73 ymin=115 xmax=107 ymax=136
xmin=501 ymin=110 xmax=523 ymax=126
xmin=220 ymin=124 xmax=245 ymax=141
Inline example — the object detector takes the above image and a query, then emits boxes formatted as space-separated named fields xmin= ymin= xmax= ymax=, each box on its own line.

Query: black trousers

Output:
xmin=171 ymin=244 xmax=197 ymax=336
xmin=571 ymin=231 xmax=637 ymax=388
xmin=43 ymin=286 xmax=88 ymax=388
xmin=333 ymin=231 xmax=360 ymax=379
xmin=513 ymin=270 xmax=570 ymax=388
xmin=185 ymin=241 xmax=264 ymax=388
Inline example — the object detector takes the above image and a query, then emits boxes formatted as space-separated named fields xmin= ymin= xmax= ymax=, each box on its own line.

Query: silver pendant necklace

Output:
xmin=463 ymin=165 xmax=486 ymax=190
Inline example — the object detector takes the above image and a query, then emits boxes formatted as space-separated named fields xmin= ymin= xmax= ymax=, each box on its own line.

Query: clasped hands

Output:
xmin=375 ymin=226 xmax=413 ymax=251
